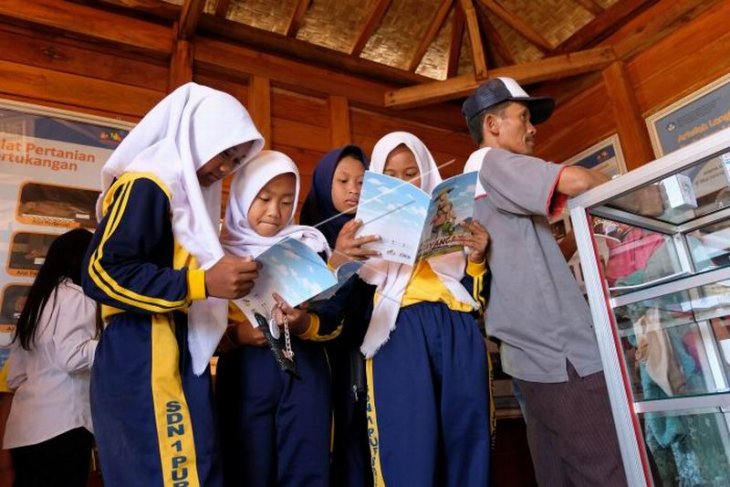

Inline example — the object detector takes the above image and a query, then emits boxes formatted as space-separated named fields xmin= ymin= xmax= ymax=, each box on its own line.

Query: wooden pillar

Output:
xmin=168 ymin=37 xmax=193 ymax=91
xmin=602 ymin=61 xmax=655 ymax=170
xmin=249 ymin=76 xmax=272 ymax=149
xmin=329 ymin=95 xmax=351 ymax=147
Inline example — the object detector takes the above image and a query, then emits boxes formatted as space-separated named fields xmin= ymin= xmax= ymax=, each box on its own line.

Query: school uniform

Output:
xmin=218 ymin=150 xmax=337 ymax=487
xmin=81 ymin=83 xmax=264 ymax=487
xmin=299 ymin=145 xmax=373 ymax=487
xmin=358 ymin=132 xmax=491 ymax=487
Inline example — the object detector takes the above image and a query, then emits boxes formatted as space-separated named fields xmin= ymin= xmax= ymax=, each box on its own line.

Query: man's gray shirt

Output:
xmin=474 ymin=147 xmax=603 ymax=383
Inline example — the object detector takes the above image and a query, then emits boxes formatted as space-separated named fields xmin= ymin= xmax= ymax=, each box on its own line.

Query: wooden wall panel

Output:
xmin=627 ymin=0 xmax=730 ymax=117
xmin=272 ymin=89 xmax=329 ymax=128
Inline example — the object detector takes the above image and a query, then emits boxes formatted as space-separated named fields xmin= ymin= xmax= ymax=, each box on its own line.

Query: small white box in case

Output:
xmin=661 ymin=174 xmax=697 ymax=211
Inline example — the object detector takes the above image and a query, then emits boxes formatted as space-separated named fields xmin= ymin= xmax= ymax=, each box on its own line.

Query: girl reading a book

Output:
xmin=358 ymin=131 xmax=491 ymax=486
xmin=217 ymin=150 xmax=342 ymax=487
xmin=300 ymin=145 xmax=380 ymax=487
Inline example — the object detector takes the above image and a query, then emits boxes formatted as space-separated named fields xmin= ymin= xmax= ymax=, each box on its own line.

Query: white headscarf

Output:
xmin=358 ymin=132 xmax=477 ymax=358
xmin=463 ymin=147 xmax=490 ymax=198
xmin=221 ymin=151 xmax=330 ymax=318
xmin=99 ymin=82 xmax=264 ymax=375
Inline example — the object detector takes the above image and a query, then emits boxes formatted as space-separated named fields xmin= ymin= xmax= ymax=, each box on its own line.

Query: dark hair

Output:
xmin=15 ymin=228 xmax=94 ymax=350
xmin=338 ymin=145 xmax=365 ymax=163
xmin=466 ymin=101 xmax=510 ymax=146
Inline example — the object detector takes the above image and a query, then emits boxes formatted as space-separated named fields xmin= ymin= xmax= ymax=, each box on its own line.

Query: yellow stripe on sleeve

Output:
xmin=365 ymin=358 xmax=386 ymax=487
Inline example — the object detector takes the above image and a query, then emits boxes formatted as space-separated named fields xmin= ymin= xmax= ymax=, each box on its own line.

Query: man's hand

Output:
xmin=205 ymin=255 xmax=259 ymax=299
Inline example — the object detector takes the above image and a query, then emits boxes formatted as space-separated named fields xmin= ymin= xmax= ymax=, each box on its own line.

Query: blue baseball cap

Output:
xmin=462 ymin=77 xmax=555 ymax=125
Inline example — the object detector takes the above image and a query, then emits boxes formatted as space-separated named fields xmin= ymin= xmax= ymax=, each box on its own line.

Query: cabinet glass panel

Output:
xmin=687 ymin=219 xmax=730 ymax=272
xmin=603 ymin=151 xmax=730 ymax=225
xmin=638 ymin=408 xmax=730 ymax=487
xmin=613 ymin=291 xmax=730 ymax=400
xmin=592 ymin=217 xmax=684 ymax=297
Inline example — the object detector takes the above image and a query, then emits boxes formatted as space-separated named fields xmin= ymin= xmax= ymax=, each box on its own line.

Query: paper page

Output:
xmin=355 ymin=171 xmax=429 ymax=266
xmin=233 ymin=237 xmax=337 ymax=327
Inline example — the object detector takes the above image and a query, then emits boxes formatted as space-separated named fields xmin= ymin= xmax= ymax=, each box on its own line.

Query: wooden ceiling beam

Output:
xmin=198 ymin=14 xmax=430 ymax=86
xmin=475 ymin=0 xmax=515 ymax=65
xmin=178 ymin=0 xmax=206 ymax=40
xmin=459 ymin=0 xmax=488 ymax=79
xmin=478 ymin=0 xmax=552 ymax=52
xmin=553 ymin=0 xmax=658 ymax=54
xmin=350 ymin=0 xmax=391 ymax=56
xmin=573 ymin=0 xmax=603 ymax=16
xmin=285 ymin=0 xmax=311 ymax=37
xmin=3 ymin=0 xmax=172 ymax=56
xmin=67 ymin=0 xmax=179 ymax=20
xmin=408 ymin=0 xmax=454 ymax=72
xmin=385 ymin=46 xmax=616 ymax=109
xmin=214 ymin=0 xmax=231 ymax=18
xmin=446 ymin=6 xmax=465 ymax=78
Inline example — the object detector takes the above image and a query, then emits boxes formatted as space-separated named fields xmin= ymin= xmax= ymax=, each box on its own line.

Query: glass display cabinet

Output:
xmin=569 ymin=127 xmax=730 ymax=487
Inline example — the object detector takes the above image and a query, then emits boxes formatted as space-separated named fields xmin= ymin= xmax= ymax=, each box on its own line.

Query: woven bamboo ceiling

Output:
xmin=72 ymin=0 xmax=663 ymax=107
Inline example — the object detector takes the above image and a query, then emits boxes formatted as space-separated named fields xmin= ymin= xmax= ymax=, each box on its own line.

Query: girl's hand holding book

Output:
xmin=272 ymin=293 xmax=311 ymax=336
xmin=329 ymin=219 xmax=380 ymax=269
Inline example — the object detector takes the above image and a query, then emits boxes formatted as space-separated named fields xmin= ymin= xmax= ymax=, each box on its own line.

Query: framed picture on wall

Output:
xmin=562 ymin=134 xmax=627 ymax=179
xmin=646 ymin=72 xmax=730 ymax=157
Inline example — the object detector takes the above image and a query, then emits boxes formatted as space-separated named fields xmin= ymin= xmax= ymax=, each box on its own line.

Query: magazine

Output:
xmin=354 ymin=171 xmax=477 ymax=265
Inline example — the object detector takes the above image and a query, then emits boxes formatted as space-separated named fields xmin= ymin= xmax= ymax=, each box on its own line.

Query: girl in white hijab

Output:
xmin=82 ymin=82 xmax=263 ymax=487
xmin=217 ymin=150 xmax=334 ymax=486
xmin=358 ymin=132 xmax=492 ymax=487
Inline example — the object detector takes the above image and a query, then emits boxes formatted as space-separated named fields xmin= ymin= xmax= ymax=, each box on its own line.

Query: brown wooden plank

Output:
xmin=69 ymin=0 xmax=180 ymax=20
xmin=0 ymin=59 xmax=162 ymax=117
xmin=178 ymin=0 xmax=206 ymax=40
xmin=272 ymin=118 xmax=331 ymax=152
xmin=249 ymin=76 xmax=272 ymax=149
xmin=478 ymin=0 xmax=552 ymax=52
xmin=475 ymin=1 xmax=515 ymax=65
xmin=447 ymin=6 xmax=465 ymax=78
xmin=573 ymin=0 xmax=603 ymax=16
xmin=459 ymin=0 xmax=488 ymax=79
xmin=194 ymin=37 xmax=389 ymax=107
xmin=553 ymin=0 xmax=657 ymax=54
xmin=197 ymin=13 xmax=429 ymax=87
xmin=350 ymin=0 xmax=392 ymax=56
xmin=214 ymin=0 xmax=232 ymax=18
xmin=194 ymin=73 xmax=249 ymax=105
xmin=329 ymin=96 xmax=351 ymax=147
xmin=0 ymin=25 xmax=168 ymax=91
xmin=272 ymin=88 xmax=329 ymax=128
xmin=601 ymin=61 xmax=654 ymax=170
xmin=0 ymin=0 xmax=172 ymax=57
xmin=627 ymin=0 xmax=730 ymax=115
xmin=385 ymin=46 xmax=615 ymax=108
xmin=408 ymin=0 xmax=455 ymax=72
xmin=285 ymin=0 xmax=311 ymax=37
xmin=169 ymin=37 xmax=193 ymax=90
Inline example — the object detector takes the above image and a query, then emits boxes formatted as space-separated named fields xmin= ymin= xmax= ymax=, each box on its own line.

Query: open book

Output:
xmin=231 ymin=237 xmax=360 ymax=374
xmin=354 ymin=171 xmax=477 ymax=266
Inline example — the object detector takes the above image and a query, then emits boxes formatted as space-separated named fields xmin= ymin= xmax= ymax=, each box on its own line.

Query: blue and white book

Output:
xmin=233 ymin=237 xmax=337 ymax=335
xmin=355 ymin=171 xmax=477 ymax=266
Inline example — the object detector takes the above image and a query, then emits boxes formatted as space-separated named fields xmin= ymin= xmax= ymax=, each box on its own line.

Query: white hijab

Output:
xmin=221 ymin=150 xmax=330 ymax=317
xmin=99 ymin=82 xmax=264 ymax=375
xmin=359 ymin=132 xmax=477 ymax=358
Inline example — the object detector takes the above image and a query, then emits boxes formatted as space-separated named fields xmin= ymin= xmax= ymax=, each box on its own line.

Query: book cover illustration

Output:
xmin=355 ymin=171 xmax=477 ymax=266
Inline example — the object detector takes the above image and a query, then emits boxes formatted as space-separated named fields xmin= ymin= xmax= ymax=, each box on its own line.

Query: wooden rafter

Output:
xmin=178 ymin=0 xmax=206 ymax=40
xmin=553 ymin=0 xmax=658 ymax=54
xmin=478 ymin=0 xmax=552 ymax=52
xmin=459 ymin=0 xmax=487 ymax=79
xmin=384 ymin=46 xmax=616 ymax=109
xmin=573 ymin=0 xmax=603 ymax=16
xmin=285 ymin=0 xmax=311 ymax=37
xmin=407 ymin=0 xmax=455 ymax=72
xmin=475 ymin=0 xmax=515 ymax=65
xmin=350 ymin=0 xmax=391 ymax=56
xmin=214 ymin=0 xmax=231 ymax=18
xmin=446 ymin=5 xmax=465 ymax=78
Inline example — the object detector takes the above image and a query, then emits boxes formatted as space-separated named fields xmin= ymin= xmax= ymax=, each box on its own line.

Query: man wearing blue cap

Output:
xmin=463 ymin=77 xmax=626 ymax=486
